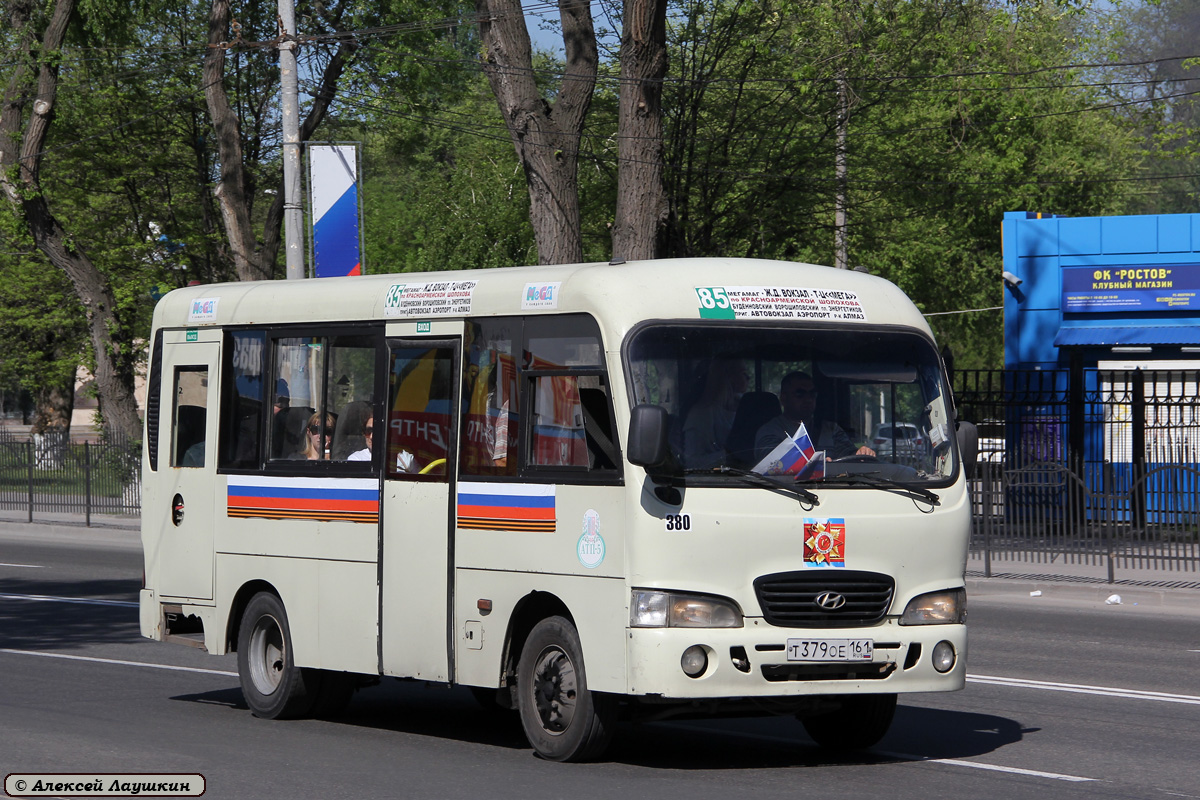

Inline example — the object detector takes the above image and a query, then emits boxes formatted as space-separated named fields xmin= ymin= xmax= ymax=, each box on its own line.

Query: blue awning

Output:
xmin=1054 ymin=325 xmax=1200 ymax=347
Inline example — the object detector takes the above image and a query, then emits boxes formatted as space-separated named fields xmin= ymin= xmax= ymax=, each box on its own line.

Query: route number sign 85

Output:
xmin=696 ymin=287 xmax=736 ymax=319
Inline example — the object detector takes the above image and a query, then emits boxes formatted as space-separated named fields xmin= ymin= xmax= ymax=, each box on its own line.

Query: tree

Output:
xmin=611 ymin=0 xmax=669 ymax=260
xmin=204 ymin=0 xmax=364 ymax=281
xmin=475 ymin=0 xmax=598 ymax=264
xmin=0 ymin=0 xmax=142 ymax=439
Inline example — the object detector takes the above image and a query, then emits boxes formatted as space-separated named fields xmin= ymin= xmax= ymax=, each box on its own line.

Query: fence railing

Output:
xmin=957 ymin=368 xmax=1200 ymax=579
xmin=0 ymin=429 xmax=141 ymax=524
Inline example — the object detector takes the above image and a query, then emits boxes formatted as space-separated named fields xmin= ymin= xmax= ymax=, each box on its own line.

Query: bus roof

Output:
xmin=153 ymin=258 xmax=932 ymax=343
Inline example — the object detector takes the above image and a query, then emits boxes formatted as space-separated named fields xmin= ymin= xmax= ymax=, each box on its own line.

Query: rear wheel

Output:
xmin=801 ymin=693 xmax=897 ymax=750
xmin=237 ymin=592 xmax=320 ymax=720
xmin=516 ymin=616 xmax=616 ymax=762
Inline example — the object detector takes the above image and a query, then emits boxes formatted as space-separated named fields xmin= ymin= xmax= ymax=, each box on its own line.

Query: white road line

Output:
xmin=0 ymin=592 xmax=137 ymax=608
xmin=0 ymin=562 xmax=45 ymax=568
xmin=880 ymin=751 xmax=1096 ymax=782
xmin=0 ymin=648 xmax=238 ymax=677
xmin=968 ymin=674 xmax=1200 ymax=706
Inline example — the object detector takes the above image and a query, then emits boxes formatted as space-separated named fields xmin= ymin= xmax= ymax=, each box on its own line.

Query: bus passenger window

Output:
xmin=326 ymin=336 xmax=377 ymax=462
xmin=388 ymin=345 xmax=455 ymax=481
xmin=530 ymin=376 xmax=588 ymax=467
xmin=172 ymin=367 xmax=208 ymax=468
xmin=221 ymin=330 xmax=264 ymax=468
xmin=460 ymin=320 xmax=520 ymax=477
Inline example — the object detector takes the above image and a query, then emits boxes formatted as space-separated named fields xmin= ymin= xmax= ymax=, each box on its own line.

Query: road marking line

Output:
xmin=0 ymin=648 xmax=238 ymax=677
xmin=0 ymin=592 xmax=137 ymax=608
xmin=0 ymin=562 xmax=45 ymax=568
xmin=968 ymin=674 xmax=1200 ymax=706
xmin=881 ymin=752 xmax=1096 ymax=782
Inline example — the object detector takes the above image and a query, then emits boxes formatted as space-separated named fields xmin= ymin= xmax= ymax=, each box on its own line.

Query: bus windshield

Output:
xmin=626 ymin=323 xmax=956 ymax=484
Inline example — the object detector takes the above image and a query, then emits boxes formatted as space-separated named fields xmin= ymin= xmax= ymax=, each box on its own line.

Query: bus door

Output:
xmin=150 ymin=330 xmax=220 ymax=601
xmin=380 ymin=335 xmax=460 ymax=681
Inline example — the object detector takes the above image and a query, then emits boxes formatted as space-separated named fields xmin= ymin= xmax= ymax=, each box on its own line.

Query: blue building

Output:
xmin=1003 ymin=210 xmax=1200 ymax=370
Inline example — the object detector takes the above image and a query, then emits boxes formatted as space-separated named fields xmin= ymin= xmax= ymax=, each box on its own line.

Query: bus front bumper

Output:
xmin=625 ymin=619 xmax=966 ymax=699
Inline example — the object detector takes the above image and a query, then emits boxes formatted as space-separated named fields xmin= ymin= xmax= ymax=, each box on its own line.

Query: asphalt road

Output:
xmin=2 ymin=522 xmax=1198 ymax=799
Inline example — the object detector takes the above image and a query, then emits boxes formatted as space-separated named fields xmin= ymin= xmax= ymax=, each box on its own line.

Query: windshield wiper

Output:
xmin=684 ymin=465 xmax=820 ymax=505
xmin=818 ymin=472 xmax=940 ymax=505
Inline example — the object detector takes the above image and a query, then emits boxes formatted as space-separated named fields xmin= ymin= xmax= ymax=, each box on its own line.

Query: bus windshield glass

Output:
xmin=626 ymin=324 xmax=956 ymax=484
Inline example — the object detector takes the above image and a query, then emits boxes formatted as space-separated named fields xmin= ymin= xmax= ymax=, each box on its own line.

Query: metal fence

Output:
xmin=0 ymin=428 xmax=141 ymax=523
xmin=955 ymin=369 xmax=1200 ymax=579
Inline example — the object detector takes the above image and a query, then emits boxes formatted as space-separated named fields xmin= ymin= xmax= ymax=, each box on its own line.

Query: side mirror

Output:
xmin=956 ymin=420 xmax=978 ymax=479
xmin=627 ymin=404 xmax=670 ymax=469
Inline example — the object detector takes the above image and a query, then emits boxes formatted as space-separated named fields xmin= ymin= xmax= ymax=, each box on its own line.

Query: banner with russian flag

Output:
xmin=309 ymin=144 xmax=361 ymax=277
xmin=753 ymin=422 xmax=826 ymax=480
xmin=227 ymin=476 xmax=379 ymax=523
xmin=457 ymin=482 xmax=556 ymax=532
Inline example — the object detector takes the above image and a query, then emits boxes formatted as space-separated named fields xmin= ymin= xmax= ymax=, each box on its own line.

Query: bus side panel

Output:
xmin=215 ymin=552 xmax=378 ymax=675
xmin=453 ymin=570 xmax=629 ymax=694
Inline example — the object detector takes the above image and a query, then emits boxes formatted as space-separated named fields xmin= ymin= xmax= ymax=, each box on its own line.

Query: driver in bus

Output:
xmin=754 ymin=371 xmax=875 ymax=461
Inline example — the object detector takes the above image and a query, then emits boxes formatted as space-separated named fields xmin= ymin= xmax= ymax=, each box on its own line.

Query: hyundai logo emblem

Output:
xmin=815 ymin=591 xmax=847 ymax=610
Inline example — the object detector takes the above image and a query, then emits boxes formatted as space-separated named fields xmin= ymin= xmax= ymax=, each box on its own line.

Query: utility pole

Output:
xmin=834 ymin=70 xmax=849 ymax=270
xmin=279 ymin=0 xmax=304 ymax=280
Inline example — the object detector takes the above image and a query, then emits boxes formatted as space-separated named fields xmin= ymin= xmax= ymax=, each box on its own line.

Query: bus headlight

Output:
xmin=630 ymin=590 xmax=743 ymax=628
xmin=899 ymin=588 xmax=966 ymax=625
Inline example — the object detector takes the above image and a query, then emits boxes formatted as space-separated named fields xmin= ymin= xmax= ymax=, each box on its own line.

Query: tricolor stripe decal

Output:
xmin=227 ymin=476 xmax=379 ymax=524
xmin=457 ymin=482 xmax=555 ymax=532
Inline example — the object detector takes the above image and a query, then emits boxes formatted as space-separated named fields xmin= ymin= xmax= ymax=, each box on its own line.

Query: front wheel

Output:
xmin=236 ymin=592 xmax=320 ymax=720
xmin=516 ymin=616 xmax=616 ymax=762
xmin=801 ymin=693 xmax=897 ymax=750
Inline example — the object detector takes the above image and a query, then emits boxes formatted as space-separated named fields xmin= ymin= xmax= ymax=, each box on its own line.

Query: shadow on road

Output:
xmin=169 ymin=678 xmax=1033 ymax=768
xmin=0 ymin=576 xmax=140 ymax=650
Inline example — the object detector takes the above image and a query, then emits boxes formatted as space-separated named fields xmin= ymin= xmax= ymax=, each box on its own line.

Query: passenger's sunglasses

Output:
xmin=308 ymin=424 xmax=333 ymax=435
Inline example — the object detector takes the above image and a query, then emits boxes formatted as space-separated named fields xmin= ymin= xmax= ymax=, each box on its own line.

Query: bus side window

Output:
xmin=172 ymin=367 xmax=209 ymax=468
xmin=387 ymin=344 xmax=456 ymax=481
xmin=460 ymin=319 xmax=520 ymax=477
xmin=221 ymin=330 xmax=265 ymax=468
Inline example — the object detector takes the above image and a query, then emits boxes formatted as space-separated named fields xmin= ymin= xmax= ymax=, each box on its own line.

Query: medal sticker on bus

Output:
xmin=803 ymin=518 xmax=846 ymax=567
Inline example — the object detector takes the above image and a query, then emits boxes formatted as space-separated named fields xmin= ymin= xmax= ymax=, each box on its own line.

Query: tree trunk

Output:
xmin=204 ymin=0 xmax=269 ymax=281
xmin=476 ymin=0 xmax=597 ymax=265
xmin=612 ymin=0 xmax=669 ymax=262
xmin=0 ymin=0 xmax=142 ymax=441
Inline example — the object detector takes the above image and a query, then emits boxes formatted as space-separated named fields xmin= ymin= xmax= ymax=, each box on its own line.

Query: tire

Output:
xmin=801 ymin=693 xmax=897 ymax=750
xmin=236 ymin=592 xmax=320 ymax=720
xmin=516 ymin=616 xmax=616 ymax=762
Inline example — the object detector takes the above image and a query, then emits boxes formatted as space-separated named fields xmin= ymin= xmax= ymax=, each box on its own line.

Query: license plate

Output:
xmin=786 ymin=638 xmax=874 ymax=662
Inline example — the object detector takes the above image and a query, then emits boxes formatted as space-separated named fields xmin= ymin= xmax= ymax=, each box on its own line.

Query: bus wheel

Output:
xmin=516 ymin=616 xmax=616 ymax=762
xmin=237 ymin=592 xmax=318 ymax=720
xmin=800 ymin=693 xmax=897 ymax=750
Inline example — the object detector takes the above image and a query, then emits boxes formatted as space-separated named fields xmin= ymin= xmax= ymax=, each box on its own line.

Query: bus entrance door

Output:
xmin=379 ymin=335 xmax=460 ymax=681
xmin=149 ymin=332 xmax=220 ymax=601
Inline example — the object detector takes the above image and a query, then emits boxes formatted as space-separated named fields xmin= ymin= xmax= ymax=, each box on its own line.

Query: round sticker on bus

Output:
xmin=578 ymin=509 xmax=605 ymax=569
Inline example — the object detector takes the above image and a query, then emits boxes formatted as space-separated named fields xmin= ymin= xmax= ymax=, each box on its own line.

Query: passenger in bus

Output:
xmin=347 ymin=417 xmax=373 ymax=461
xmin=682 ymin=358 xmax=749 ymax=468
xmin=754 ymin=372 xmax=875 ymax=461
xmin=291 ymin=412 xmax=335 ymax=460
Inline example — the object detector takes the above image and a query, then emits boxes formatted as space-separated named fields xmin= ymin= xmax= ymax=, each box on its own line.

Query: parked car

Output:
xmin=873 ymin=422 xmax=924 ymax=459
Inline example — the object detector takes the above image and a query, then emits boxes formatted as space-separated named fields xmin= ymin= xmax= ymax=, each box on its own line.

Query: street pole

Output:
xmin=279 ymin=0 xmax=304 ymax=280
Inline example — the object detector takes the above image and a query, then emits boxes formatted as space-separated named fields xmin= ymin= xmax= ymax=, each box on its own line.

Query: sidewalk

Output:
xmin=966 ymin=550 xmax=1200 ymax=610
xmin=0 ymin=507 xmax=139 ymax=531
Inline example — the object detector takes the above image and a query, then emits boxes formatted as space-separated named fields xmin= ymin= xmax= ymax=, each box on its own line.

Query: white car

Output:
xmin=872 ymin=422 xmax=924 ymax=459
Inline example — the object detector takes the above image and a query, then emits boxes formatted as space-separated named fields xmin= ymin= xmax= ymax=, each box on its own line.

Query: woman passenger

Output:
xmin=293 ymin=412 xmax=335 ymax=460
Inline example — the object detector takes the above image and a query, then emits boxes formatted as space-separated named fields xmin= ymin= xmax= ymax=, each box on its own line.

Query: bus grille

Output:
xmin=753 ymin=570 xmax=895 ymax=628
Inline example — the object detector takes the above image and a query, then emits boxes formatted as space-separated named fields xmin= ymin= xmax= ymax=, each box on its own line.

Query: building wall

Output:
xmin=1002 ymin=211 xmax=1200 ymax=369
